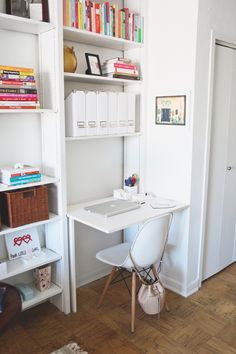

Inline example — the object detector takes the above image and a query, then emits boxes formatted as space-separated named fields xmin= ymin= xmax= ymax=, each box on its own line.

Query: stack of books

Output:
xmin=0 ymin=65 xmax=39 ymax=110
xmin=0 ymin=165 xmax=41 ymax=186
xmin=102 ymin=58 xmax=140 ymax=80
xmin=63 ymin=0 xmax=144 ymax=43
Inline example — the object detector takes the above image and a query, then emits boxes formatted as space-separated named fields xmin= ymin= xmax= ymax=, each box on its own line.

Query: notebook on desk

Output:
xmin=84 ymin=199 xmax=141 ymax=217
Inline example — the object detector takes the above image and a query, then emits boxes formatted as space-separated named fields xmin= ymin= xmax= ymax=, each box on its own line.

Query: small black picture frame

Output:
xmin=85 ymin=53 xmax=102 ymax=76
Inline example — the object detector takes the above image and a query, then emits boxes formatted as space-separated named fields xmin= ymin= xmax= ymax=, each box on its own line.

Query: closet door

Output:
xmin=203 ymin=44 xmax=236 ymax=280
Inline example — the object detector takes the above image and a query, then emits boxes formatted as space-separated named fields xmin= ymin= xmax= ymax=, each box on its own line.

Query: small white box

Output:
xmin=108 ymin=92 xmax=118 ymax=134
xmin=117 ymin=92 xmax=128 ymax=134
xmin=86 ymin=91 xmax=97 ymax=136
xmin=97 ymin=92 xmax=108 ymax=135
xmin=29 ymin=4 xmax=43 ymax=21
xmin=65 ymin=91 xmax=86 ymax=137
xmin=127 ymin=93 xmax=136 ymax=133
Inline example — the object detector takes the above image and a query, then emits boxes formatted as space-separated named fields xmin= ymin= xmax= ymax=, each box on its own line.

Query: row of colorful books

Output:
xmin=0 ymin=165 xmax=41 ymax=186
xmin=102 ymin=57 xmax=140 ymax=80
xmin=0 ymin=66 xmax=39 ymax=110
xmin=63 ymin=0 xmax=144 ymax=43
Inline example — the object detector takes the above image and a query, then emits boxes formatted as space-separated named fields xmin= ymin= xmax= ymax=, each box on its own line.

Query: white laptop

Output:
xmin=84 ymin=199 xmax=141 ymax=217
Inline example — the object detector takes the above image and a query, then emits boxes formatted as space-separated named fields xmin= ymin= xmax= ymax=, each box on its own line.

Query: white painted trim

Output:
xmin=77 ymin=267 xmax=111 ymax=288
xmin=198 ymin=30 xmax=236 ymax=287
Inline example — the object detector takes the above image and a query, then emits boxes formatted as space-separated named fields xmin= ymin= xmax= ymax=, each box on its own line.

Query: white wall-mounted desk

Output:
xmin=67 ymin=197 xmax=189 ymax=312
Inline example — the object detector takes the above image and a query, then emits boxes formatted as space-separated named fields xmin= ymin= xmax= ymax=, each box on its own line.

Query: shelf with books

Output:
xmin=22 ymin=282 xmax=62 ymax=311
xmin=63 ymin=26 xmax=144 ymax=51
xmin=0 ymin=213 xmax=61 ymax=237
xmin=66 ymin=132 xmax=142 ymax=142
xmin=0 ymin=248 xmax=61 ymax=281
xmin=64 ymin=72 xmax=142 ymax=85
xmin=0 ymin=175 xmax=59 ymax=193
xmin=0 ymin=13 xmax=54 ymax=35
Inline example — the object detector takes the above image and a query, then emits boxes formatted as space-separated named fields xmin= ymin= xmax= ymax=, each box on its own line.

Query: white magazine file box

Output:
xmin=117 ymin=92 xmax=128 ymax=134
xmin=86 ymin=91 xmax=97 ymax=136
xmin=108 ymin=92 xmax=118 ymax=134
xmin=65 ymin=90 xmax=86 ymax=137
xmin=97 ymin=92 xmax=108 ymax=135
xmin=127 ymin=93 xmax=136 ymax=133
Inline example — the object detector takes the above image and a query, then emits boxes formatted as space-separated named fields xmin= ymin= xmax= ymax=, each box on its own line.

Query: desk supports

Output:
xmin=68 ymin=218 xmax=77 ymax=312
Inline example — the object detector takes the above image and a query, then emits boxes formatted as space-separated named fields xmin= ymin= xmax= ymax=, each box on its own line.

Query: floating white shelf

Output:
xmin=0 ymin=248 xmax=61 ymax=281
xmin=66 ymin=132 xmax=142 ymax=141
xmin=0 ymin=213 xmax=61 ymax=236
xmin=0 ymin=13 xmax=54 ymax=35
xmin=22 ymin=282 xmax=62 ymax=311
xmin=0 ymin=109 xmax=56 ymax=115
xmin=64 ymin=72 xmax=142 ymax=86
xmin=0 ymin=175 xmax=59 ymax=193
xmin=63 ymin=26 xmax=144 ymax=50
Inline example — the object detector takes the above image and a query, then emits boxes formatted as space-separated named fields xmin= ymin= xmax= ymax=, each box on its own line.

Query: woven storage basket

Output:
xmin=0 ymin=185 xmax=49 ymax=228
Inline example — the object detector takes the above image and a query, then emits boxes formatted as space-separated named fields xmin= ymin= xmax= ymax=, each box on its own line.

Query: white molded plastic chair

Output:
xmin=96 ymin=213 xmax=173 ymax=333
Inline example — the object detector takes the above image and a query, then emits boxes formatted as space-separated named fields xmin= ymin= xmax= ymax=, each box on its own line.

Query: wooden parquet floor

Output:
xmin=1 ymin=263 xmax=236 ymax=354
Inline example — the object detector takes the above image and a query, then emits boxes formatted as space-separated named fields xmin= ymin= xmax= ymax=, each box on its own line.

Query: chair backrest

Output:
xmin=129 ymin=213 xmax=172 ymax=269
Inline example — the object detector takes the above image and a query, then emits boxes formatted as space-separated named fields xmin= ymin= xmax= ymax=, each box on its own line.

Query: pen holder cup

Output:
xmin=124 ymin=185 xmax=138 ymax=196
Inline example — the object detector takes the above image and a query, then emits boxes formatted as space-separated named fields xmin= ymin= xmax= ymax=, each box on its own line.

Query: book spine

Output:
xmin=110 ymin=6 xmax=113 ymax=37
xmin=0 ymin=106 xmax=39 ymax=110
xmin=106 ymin=2 xmax=110 ymax=36
xmin=66 ymin=0 xmax=70 ymax=26
xmin=134 ymin=15 xmax=138 ymax=42
xmin=118 ymin=10 xmax=121 ymax=38
xmin=0 ymin=70 xmax=34 ymax=76
xmin=91 ymin=2 xmax=95 ymax=32
xmin=2 ymin=170 xmax=40 ymax=178
xmin=63 ymin=0 xmax=67 ymax=25
xmin=103 ymin=68 xmax=139 ymax=75
xmin=75 ymin=0 xmax=78 ymax=28
xmin=95 ymin=3 xmax=100 ymax=34
xmin=124 ymin=8 xmax=129 ymax=40
xmin=0 ymin=80 xmax=36 ymax=87
xmin=100 ymin=4 xmax=104 ymax=35
xmin=0 ymin=101 xmax=39 ymax=106
xmin=9 ymin=177 xmax=42 ymax=186
xmin=71 ymin=0 xmax=75 ymax=27
xmin=132 ymin=14 xmax=135 ymax=41
xmin=141 ymin=16 xmax=144 ymax=43
xmin=138 ymin=15 xmax=141 ymax=43
xmin=79 ymin=0 xmax=83 ymax=29
xmin=122 ymin=11 xmax=125 ymax=39
xmin=3 ymin=174 xmax=41 ymax=183
xmin=0 ymin=94 xmax=37 ymax=98
xmin=0 ymin=97 xmax=38 ymax=102
xmin=42 ymin=0 xmax=49 ymax=22
xmin=0 ymin=66 xmax=33 ymax=73
xmin=103 ymin=3 xmax=107 ymax=35
xmin=113 ymin=63 xmax=137 ymax=70
xmin=0 ymin=75 xmax=35 ymax=81
xmin=0 ymin=88 xmax=37 ymax=94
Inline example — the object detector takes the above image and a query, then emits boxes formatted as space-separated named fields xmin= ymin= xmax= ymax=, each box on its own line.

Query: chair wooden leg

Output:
xmin=165 ymin=296 xmax=170 ymax=312
xmin=131 ymin=270 xmax=136 ymax=333
xmin=97 ymin=266 xmax=117 ymax=309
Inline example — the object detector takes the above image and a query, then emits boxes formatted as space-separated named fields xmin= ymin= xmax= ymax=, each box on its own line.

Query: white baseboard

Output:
xmin=160 ymin=274 xmax=199 ymax=297
xmin=77 ymin=266 xmax=111 ymax=288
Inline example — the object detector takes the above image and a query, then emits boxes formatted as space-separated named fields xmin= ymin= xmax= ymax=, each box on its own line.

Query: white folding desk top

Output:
xmin=67 ymin=197 xmax=188 ymax=234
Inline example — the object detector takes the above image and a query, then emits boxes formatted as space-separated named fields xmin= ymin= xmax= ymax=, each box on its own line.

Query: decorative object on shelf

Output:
xmin=124 ymin=174 xmax=138 ymax=196
xmin=0 ymin=164 xmax=41 ymax=186
xmin=63 ymin=0 xmax=144 ymax=44
xmin=155 ymin=95 xmax=186 ymax=126
xmin=64 ymin=46 xmax=77 ymax=73
xmin=15 ymin=283 xmax=34 ymax=301
xmin=0 ymin=65 xmax=39 ymax=110
xmin=29 ymin=0 xmax=43 ymax=21
xmin=5 ymin=227 xmax=41 ymax=261
xmin=85 ymin=53 xmax=102 ymax=76
xmin=6 ymin=0 xmax=30 ymax=18
xmin=102 ymin=57 xmax=140 ymax=80
xmin=0 ymin=185 xmax=49 ymax=228
xmin=33 ymin=264 xmax=51 ymax=292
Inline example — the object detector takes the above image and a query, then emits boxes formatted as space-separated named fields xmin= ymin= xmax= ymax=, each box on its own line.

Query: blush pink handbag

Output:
xmin=138 ymin=281 xmax=165 ymax=315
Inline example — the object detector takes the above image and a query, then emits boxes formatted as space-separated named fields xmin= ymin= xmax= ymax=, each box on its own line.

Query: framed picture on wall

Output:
xmin=155 ymin=95 xmax=186 ymax=125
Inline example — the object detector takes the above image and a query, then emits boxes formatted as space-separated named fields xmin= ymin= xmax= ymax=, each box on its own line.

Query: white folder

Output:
xmin=127 ymin=93 xmax=136 ymax=133
xmin=86 ymin=91 xmax=97 ymax=136
xmin=108 ymin=92 xmax=118 ymax=134
xmin=117 ymin=92 xmax=128 ymax=134
xmin=65 ymin=90 xmax=86 ymax=137
xmin=97 ymin=92 xmax=108 ymax=135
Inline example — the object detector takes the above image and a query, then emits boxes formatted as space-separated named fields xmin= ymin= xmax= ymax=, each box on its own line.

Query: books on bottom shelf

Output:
xmin=65 ymin=90 xmax=136 ymax=138
xmin=0 ymin=165 xmax=41 ymax=186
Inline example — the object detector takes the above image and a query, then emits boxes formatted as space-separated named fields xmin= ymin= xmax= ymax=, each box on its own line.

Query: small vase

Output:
xmin=64 ymin=46 xmax=77 ymax=73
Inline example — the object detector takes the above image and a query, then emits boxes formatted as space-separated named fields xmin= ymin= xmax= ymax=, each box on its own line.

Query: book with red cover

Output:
xmin=95 ymin=3 xmax=100 ymax=33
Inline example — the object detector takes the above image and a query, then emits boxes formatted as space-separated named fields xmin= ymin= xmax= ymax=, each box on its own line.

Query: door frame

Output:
xmin=198 ymin=31 xmax=236 ymax=287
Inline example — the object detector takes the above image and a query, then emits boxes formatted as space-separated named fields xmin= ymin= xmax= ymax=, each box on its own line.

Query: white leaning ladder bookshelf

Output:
xmin=60 ymin=0 xmax=147 ymax=291
xmin=0 ymin=2 xmax=70 ymax=313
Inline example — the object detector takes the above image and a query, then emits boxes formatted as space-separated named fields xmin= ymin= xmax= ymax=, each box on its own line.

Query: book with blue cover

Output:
xmin=0 ymin=287 xmax=7 ymax=313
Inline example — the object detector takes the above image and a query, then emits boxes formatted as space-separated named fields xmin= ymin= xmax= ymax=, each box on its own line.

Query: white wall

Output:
xmin=145 ymin=0 xmax=199 ymax=295
xmin=190 ymin=0 xmax=236 ymax=286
